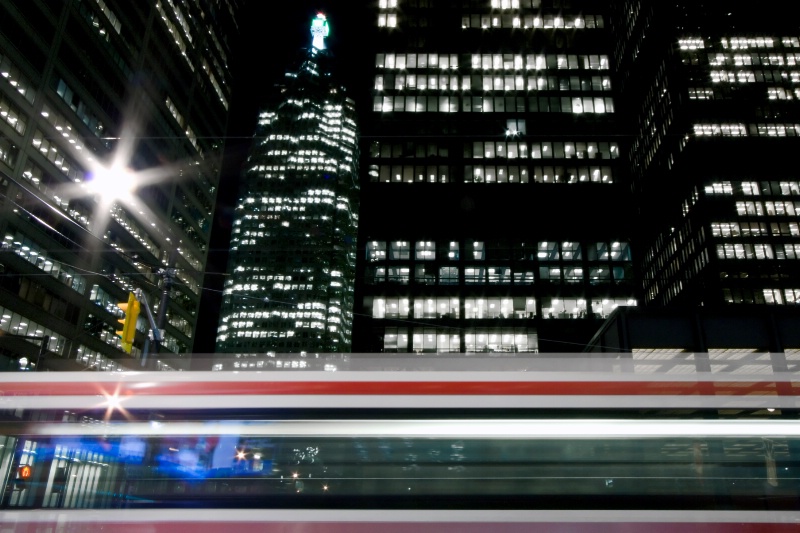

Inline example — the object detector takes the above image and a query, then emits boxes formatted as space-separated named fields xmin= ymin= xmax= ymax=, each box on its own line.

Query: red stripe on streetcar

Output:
xmin=0 ymin=380 xmax=797 ymax=397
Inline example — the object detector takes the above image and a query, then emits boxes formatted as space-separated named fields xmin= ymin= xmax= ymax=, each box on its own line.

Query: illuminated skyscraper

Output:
xmin=353 ymin=1 xmax=635 ymax=353
xmin=611 ymin=1 xmax=800 ymax=308
xmin=0 ymin=0 xmax=238 ymax=370
xmin=216 ymin=15 xmax=359 ymax=355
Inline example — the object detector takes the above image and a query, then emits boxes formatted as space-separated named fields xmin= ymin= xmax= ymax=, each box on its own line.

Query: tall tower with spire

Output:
xmin=216 ymin=14 xmax=359 ymax=357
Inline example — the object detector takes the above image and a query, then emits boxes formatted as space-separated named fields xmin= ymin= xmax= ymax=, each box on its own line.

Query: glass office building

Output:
xmin=216 ymin=15 xmax=359 ymax=354
xmin=354 ymin=0 xmax=636 ymax=353
xmin=0 ymin=0 xmax=238 ymax=370
xmin=611 ymin=1 xmax=800 ymax=308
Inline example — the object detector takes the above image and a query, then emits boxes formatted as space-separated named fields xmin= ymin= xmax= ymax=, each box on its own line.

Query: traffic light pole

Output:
xmin=137 ymin=289 xmax=161 ymax=366
xmin=140 ymin=249 xmax=177 ymax=367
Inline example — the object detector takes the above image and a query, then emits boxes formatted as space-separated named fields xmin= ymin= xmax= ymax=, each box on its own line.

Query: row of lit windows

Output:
xmin=0 ymin=91 xmax=25 ymax=135
xmin=20 ymin=161 xmax=91 ymax=228
xmin=687 ymin=88 xmax=715 ymax=100
xmin=376 ymin=53 xmax=610 ymax=71
xmin=31 ymin=130 xmax=85 ymax=183
xmin=76 ymin=345 xmax=125 ymax=371
xmin=709 ymin=69 xmax=800 ymax=84
xmin=735 ymin=201 xmax=799 ymax=217
xmin=0 ymin=304 xmax=65 ymax=357
xmin=377 ymin=53 xmax=459 ymax=70
xmin=0 ymin=51 xmax=36 ymax=104
xmin=369 ymin=163 xmax=615 ymax=184
xmin=155 ymin=0 xmax=194 ymax=75
xmin=722 ymin=37 xmax=799 ymax=50
xmin=472 ymin=53 xmax=609 ymax=71
xmin=707 ymin=52 xmax=800 ymax=67
xmin=459 ymin=13 xmax=604 ymax=30
xmin=529 ymin=141 xmax=617 ymax=159
xmin=371 ymin=164 xmax=450 ymax=182
xmin=680 ymin=37 xmax=800 ymax=51
xmin=691 ymin=86 xmax=800 ymax=101
xmin=247 ymin=165 xmax=341 ymax=177
xmin=723 ymin=288 xmax=800 ymax=305
xmin=694 ymin=123 xmax=800 ymax=137
xmin=40 ymin=103 xmax=95 ymax=166
xmin=365 ymin=265 xmax=631 ymax=286
xmin=715 ymin=243 xmax=800 ymax=260
xmin=367 ymin=139 xmax=614 ymax=162
xmin=366 ymin=240 xmax=629 ymax=262
xmin=382 ymin=327 xmax=539 ymax=354
xmin=405 ymin=266 xmax=519 ymax=285
xmin=712 ymin=221 xmax=800 ymax=237
xmin=109 ymin=205 xmax=163 ymax=266
xmin=489 ymin=0 xmax=549 ymax=8
xmin=540 ymin=265 xmax=630 ymax=282
xmin=375 ymin=73 xmax=612 ymax=93
xmin=372 ymin=297 xmax=536 ymax=320
xmin=87 ymin=283 xmax=126 ymax=322
xmin=3 ymin=231 xmax=87 ymax=294
xmin=466 ymin=164 xmax=613 ymax=183
xmin=768 ymin=87 xmax=800 ymax=100
xmin=705 ymin=181 xmax=800 ymax=196
xmin=466 ymin=165 xmax=527 ymax=183
xmin=377 ymin=295 xmax=636 ymax=328
xmin=374 ymin=95 xmax=615 ymax=113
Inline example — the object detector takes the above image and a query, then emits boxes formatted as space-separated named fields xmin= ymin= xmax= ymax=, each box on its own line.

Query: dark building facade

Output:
xmin=0 ymin=0 xmax=238 ymax=370
xmin=215 ymin=15 xmax=359 ymax=355
xmin=353 ymin=0 xmax=636 ymax=354
xmin=586 ymin=306 xmax=800 ymax=374
xmin=611 ymin=1 xmax=800 ymax=309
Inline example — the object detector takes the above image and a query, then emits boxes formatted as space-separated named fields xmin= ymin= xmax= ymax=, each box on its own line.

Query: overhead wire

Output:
xmin=2 ymin=156 xmax=634 ymax=353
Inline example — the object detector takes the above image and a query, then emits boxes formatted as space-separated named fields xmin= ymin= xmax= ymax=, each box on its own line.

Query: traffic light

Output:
xmin=18 ymin=464 xmax=32 ymax=481
xmin=116 ymin=291 xmax=140 ymax=353
xmin=15 ymin=464 xmax=32 ymax=489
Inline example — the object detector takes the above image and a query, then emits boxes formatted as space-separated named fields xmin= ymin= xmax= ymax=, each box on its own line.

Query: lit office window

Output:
xmin=415 ymin=241 xmax=436 ymax=260
xmin=537 ymin=241 xmax=559 ymax=260
xmin=367 ymin=241 xmax=387 ymax=261
xmin=389 ymin=241 xmax=410 ymax=259
xmin=542 ymin=297 xmax=588 ymax=319
xmin=443 ymin=241 xmax=459 ymax=260
xmin=371 ymin=297 xmax=410 ymax=318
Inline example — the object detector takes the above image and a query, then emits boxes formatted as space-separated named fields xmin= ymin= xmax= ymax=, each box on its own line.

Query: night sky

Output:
xmin=193 ymin=1 xmax=371 ymax=354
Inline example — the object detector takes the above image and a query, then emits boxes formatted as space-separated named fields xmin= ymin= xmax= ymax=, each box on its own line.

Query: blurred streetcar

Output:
xmin=1 ymin=355 xmax=799 ymax=531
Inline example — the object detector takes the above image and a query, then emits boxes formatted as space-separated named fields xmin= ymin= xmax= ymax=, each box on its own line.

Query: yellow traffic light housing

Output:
xmin=116 ymin=292 xmax=140 ymax=353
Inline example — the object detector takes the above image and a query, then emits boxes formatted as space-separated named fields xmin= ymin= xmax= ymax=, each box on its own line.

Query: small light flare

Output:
xmin=100 ymin=386 xmax=132 ymax=421
xmin=105 ymin=393 xmax=122 ymax=410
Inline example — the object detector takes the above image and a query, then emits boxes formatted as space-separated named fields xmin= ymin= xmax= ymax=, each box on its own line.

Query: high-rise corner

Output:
xmin=0 ymin=0 xmax=239 ymax=370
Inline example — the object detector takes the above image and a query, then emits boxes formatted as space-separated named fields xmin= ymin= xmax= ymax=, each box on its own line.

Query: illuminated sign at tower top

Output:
xmin=310 ymin=13 xmax=330 ymax=50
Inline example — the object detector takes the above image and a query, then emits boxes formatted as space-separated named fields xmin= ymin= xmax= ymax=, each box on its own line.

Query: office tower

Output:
xmin=353 ymin=0 xmax=636 ymax=354
xmin=612 ymin=1 xmax=800 ymax=308
xmin=215 ymin=14 xmax=359 ymax=355
xmin=0 ymin=0 xmax=238 ymax=370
